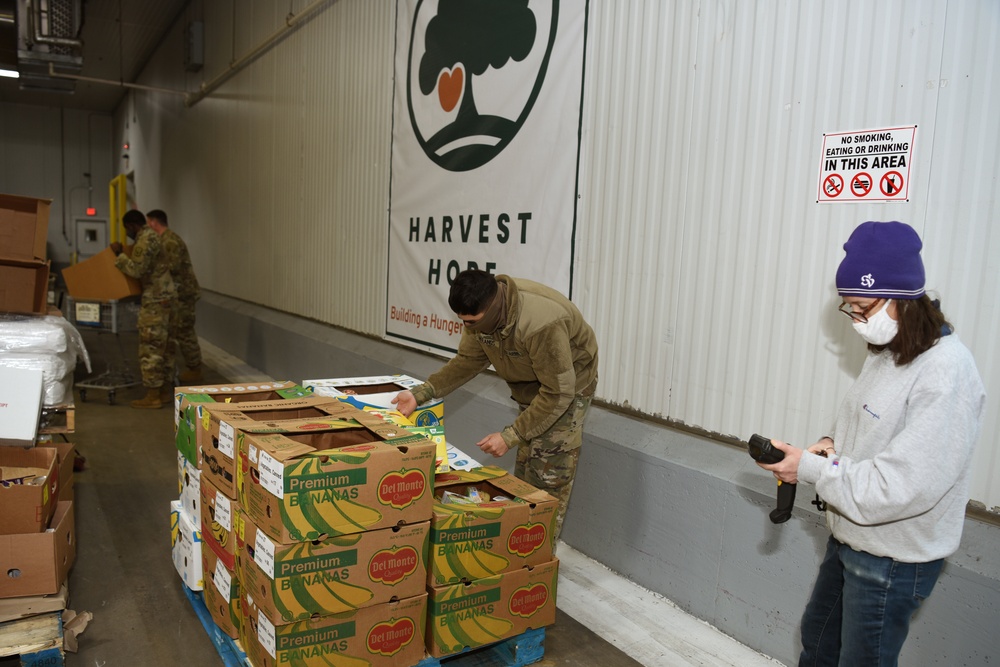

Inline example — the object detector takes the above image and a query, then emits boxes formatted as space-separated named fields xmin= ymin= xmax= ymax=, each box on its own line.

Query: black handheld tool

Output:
xmin=748 ymin=434 xmax=796 ymax=524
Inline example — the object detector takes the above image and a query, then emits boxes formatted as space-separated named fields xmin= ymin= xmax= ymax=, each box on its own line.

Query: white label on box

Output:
xmin=75 ymin=302 xmax=101 ymax=324
xmin=213 ymin=559 xmax=232 ymax=597
xmin=214 ymin=494 xmax=232 ymax=532
xmin=254 ymin=530 xmax=276 ymax=579
xmin=218 ymin=421 xmax=235 ymax=458
xmin=258 ymin=610 xmax=277 ymax=658
xmin=248 ymin=444 xmax=258 ymax=464
xmin=258 ymin=451 xmax=284 ymax=499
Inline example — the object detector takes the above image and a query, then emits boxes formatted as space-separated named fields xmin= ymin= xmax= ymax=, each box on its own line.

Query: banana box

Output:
xmin=197 ymin=395 xmax=344 ymax=498
xmin=426 ymin=558 xmax=559 ymax=657
xmin=429 ymin=467 xmax=557 ymax=586
xmin=200 ymin=476 xmax=242 ymax=570
xmin=170 ymin=500 xmax=204 ymax=591
xmin=239 ymin=511 xmax=429 ymax=625
xmin=304 ymin=374 xmax=444 ymax=427
xmin=241 ymin=591 xmax=427 ymax=667
xmin=174 ymin=381 xmax=311 ymax=466
xmin=202 ymin=541 xmax=241 ymax=639
xmin=177 ymin=451 xmax=201 ymax=518
xmin=236 ymin=401 xmax=436 ymax=543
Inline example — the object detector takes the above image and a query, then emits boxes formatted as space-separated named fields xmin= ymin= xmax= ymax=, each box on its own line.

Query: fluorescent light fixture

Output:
xmin=0 ymin=68 xmax=18 ymax=79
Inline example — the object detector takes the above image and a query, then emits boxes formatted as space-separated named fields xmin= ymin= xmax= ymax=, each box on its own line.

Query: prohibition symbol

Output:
xmin=881 ymin=171 xmax=904 ymax=197
xmin=824 ymin=174 xmax=844 ymax=198
xmin=851 ymin=172 xmax=873 ymax=197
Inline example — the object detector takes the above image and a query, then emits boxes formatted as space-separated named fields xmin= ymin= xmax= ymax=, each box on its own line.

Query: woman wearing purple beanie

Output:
xmin=757 ymin=221 xmax=986 ymax=666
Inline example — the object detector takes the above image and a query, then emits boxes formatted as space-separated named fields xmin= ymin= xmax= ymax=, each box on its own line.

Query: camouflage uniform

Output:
xmin=114 ymin=227 xmax=176 ymax=388
xmin=160 ymin=228 xmax=202 ymax=377
xmin=411 ymin=276 xmax=599 ymax=540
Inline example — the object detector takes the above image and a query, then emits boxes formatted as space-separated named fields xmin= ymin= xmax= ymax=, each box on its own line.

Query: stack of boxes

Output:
xmin=170 ymin=381 xmax=313 ymax=636
xmin=170 ymin=376 xmax=560 ymax=665
xmin=1 ymin=194 xmax=79 ymax=611
xmin=0 ymin=194 xmax=50 ymax=317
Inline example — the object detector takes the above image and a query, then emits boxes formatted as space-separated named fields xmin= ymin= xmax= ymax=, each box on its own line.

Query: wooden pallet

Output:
xmin=415 ymin=627 xmax=546 ymax=667
xmin=39 ymin=404 xmax=75 ymax=436
xmin=0 ymin=612 xmax=65 ymax=667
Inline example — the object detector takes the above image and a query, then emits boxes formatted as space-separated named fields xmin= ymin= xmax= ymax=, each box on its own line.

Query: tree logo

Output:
xmin=406 ymin=0 xmax=558 ymax=172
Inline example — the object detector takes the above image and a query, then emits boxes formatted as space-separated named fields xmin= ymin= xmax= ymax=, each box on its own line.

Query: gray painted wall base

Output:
xmin=197 ymin=291 xmax=999 ymax=666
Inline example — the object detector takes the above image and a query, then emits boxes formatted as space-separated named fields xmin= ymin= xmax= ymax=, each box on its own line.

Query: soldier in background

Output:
xmin=146 ymin=209 xmax=204 ymax=390
xmin=110 ymin=209 xmax=176 ymax=409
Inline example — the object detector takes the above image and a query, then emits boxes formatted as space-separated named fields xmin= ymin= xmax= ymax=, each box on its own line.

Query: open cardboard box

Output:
xmin=235 ymin=402 xmax=436 ymax=543
xmin=0 ymin=501 xmax=76 ymax=599
xmin=61 ymin=247 xmax=142 ymax=300
xmin=173 ymin=381 xmax=311 ymax=466
xmin=0 ymin=446 xmax=58 ymax=535
xmin=197 ymin=395 xmax=345 ymax=498
xmin=0 ymin=194 xmax=50 ymax=262
xmin=304 ymin=374 xmax=444 ymax=427
xmin=38 ymin=440 xmax=76 ymax=502
xmin=428 ymin=466 xmax=558 ymax=585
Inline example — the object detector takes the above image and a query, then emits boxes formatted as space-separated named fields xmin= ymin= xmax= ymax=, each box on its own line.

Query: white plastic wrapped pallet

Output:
xmin=0 ymin=315 xmax=91 ymax=406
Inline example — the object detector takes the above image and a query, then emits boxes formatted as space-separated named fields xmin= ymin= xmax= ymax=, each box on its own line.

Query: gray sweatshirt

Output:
xmin=797 ymin=334 xmax=985 ymax=562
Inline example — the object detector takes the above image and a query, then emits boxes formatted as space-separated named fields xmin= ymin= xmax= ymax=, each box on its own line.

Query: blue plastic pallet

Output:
xmin=181 ymin=585 xmax=251 ymax=667
xmin=415 ymin=627 xmax=545 ymax=667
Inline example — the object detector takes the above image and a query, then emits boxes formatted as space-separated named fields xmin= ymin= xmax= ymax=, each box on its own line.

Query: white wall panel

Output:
xmin=116 ymin=0 xmax=1000 ymax=509
xmin=575 ymin=0 xmax=1000 ymax=509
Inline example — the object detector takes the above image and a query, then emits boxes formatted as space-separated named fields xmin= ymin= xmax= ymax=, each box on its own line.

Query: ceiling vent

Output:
xmin=15 ymin=0 xmax=83 ymax=93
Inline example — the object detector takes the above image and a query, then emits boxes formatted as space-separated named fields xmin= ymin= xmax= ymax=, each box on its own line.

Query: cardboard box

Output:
xmin=61 ymin=247 xmax=142 ymax=300
xmin=428 ymin=466 xmax=558 ymax=586
xmin=0 ymin=367 xmax=44 ymax=447
xmin=241 ymin=593 xmax=427 ymax=667
xmin=0 ymin=258 xmax=49 ymax=315
xmin=200 ymin=477 xmax=240 ymax=571
xmin=240 ymin=512 xmax=429 ymax=625
xmin=0 ymin=501 xmax=76 ymax=599
xmin=0 ymin=194 xmax=50 ymax=262
xmin=173 ymin=381 xmax=312 ymax=466
xmin=426 ymin=559 xmax=559 ymax=657
xmin=304 ymin=375 xmax=444 ymax=427
xmin=170 ymin=500 xmax=204 ymax=591
xmin=197 ymin=395 xmax=344 ymax=498
xmin=236 ymin=403 xmax=436 ymax=543
xmin=38 ymin=440 xmax=76 ymax=502
xmin=178 ymin=451 xmax=201 ymax=518
xmin=202 ymin=541 xmax=240 ymax=639
xmin=0 ymin=446 xmax=58 ymax=535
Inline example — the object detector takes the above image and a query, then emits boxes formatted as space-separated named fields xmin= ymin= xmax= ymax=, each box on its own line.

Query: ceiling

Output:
xmin=0 ymin=0 xmax=188 ymax=113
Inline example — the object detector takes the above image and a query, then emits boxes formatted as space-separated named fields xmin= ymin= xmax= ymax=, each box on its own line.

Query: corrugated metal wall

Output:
xmin=120 ymin=0 xmax=1000 ymax=509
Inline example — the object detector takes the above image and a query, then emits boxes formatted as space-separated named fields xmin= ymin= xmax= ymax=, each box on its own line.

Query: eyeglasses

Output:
xmin=838 ymin=299 xmax=883 ymax=323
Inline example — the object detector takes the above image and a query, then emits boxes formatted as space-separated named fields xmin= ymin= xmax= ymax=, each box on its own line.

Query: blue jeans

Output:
xmin=799 ymin=536 xmax=943 ymax=667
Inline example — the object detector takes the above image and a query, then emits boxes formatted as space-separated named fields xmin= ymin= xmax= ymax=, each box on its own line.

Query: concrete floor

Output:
xmin=18 ymin=333 xmax=645 ymax=667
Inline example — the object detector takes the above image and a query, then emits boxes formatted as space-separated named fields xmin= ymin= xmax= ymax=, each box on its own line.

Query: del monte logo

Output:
xmin=407 ymin=0 xmax=558 ymax=171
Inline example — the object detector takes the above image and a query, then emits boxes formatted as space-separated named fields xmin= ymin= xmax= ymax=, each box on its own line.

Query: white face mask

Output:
xmin=852 ymin=299 xmax=897 ymax=345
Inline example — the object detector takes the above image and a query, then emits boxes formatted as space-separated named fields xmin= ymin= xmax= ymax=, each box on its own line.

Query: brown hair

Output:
xmin=870 ymin=295 xmax=951 ymax=365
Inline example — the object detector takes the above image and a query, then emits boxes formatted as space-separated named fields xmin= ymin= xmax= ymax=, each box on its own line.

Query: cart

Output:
xmin=65 ymin=296 xmax=142 ymax=404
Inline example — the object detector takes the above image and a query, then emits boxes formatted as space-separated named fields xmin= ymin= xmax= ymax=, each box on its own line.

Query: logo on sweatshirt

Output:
xmin=863 ymin=404 xmax=880 ymax=420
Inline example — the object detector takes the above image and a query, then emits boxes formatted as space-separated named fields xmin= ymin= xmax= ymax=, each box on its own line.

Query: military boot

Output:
xmin=178 ymin=364 xmax=203 ymax=384
xmin=131 ymin=388 xmax=163 ymax=409
xmin=160 ymin=386 xmax=175 ymax=404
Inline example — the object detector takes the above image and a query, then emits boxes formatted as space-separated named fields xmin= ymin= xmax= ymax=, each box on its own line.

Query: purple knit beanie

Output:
xmin=836 ymin=221 xmax=925 ymax=299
